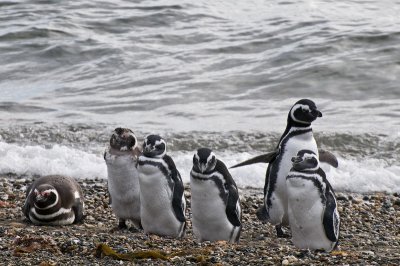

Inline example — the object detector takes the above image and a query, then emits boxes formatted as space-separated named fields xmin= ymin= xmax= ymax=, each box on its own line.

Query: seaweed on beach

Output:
xmin=95 ymin=242 xmax=213 ymax=263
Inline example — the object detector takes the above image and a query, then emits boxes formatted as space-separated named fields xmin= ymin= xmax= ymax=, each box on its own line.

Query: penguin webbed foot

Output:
xmin=128 ymin=227 xmax=140 ymax=233
xmin=128 ymin=220 xmax=143 ymax=233
xmin=297 ymin=249 xmax=312 ymax=258
xmin=255 ymin=205 xmax=269 ymax=222
xmin=73 ymin=214 xmax=86 ymax=224
xmin=275 ymin=225 xmax=290 ymax=238
xmin=118 ymin=219 xmax=128 ymax=230
xmin=111 ymin=219 xmax=142 ymax=232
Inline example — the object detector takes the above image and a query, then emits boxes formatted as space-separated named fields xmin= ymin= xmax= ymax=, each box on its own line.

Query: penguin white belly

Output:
xmin=287 ymin=177 xmax=332 ymax=251
xmin=190 ymin=178 xmax=233 ymax=242
xmin=105 ymin=153 xmax=141 ymax=220
xmin=267 ymin=132 xmax=318 ymax=225
xmin=138 ymin=164 xmax=182 ymax=237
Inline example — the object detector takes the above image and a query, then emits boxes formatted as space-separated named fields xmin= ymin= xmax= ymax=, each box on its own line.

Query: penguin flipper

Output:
xmin=22 ymin=184 xmax=34 ymax=219
xmin=318 ymin=149 xmax=339 ymax=168
xmin=73 ymin=199 xmax=85 ymax=223
xmin=108 ymin=188 xmax=112 ymax=205
xmin=225 ymin=184 xmax=241 ymax=227
xmin=171 ymin=172 xmax=186 ymax=223
xmin=164 ymin=155 xmax=186 ymax=223
xmin=22 ymin=201 xmax=30 ymax=220
xmin=323 ymin=189 xmax=340 ymax=243
xmin=229 ymin=151 xmax=278 ymax=169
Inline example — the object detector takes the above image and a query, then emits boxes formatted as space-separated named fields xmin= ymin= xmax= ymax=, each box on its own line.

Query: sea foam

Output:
xmin=0 ymin=142 xmax=399 ymax=193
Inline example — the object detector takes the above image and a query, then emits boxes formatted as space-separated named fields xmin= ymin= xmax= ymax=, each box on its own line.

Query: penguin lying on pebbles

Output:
xmin=23 ymin=175 xmax=84 ymax=225
xmin=104 ymin=127 xmax=142 ymax=230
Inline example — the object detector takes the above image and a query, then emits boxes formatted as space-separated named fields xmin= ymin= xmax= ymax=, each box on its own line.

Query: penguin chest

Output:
xmin=270 ymin=133 xmax=318 ymax=205
xmin=190 ymin=177 xmax=231 ymax=234
xmin=106 ymin=154 xmax=140 ymax=200
xmin=279 ymin=133 xmax=318 ymax=180
xmin=286 ymin=175 xmax=331 ymax=250
xmin=286 ymin=176 xmax=324 ymax=214
xmin=138 ymin=163 xmax=171 ymax=193
xmin=138 ymin=163 xmax=182 ymax=236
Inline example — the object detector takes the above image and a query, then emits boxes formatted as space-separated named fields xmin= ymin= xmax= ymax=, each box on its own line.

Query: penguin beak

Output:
xmin=200 ymin=164 xmax=207 ymax=173
xmin=36 ymin=194 xmax=45 ymax=202
xmin=311 ymin=109 xmax=322 ymax=118
xmin=291 ymin=156 xmax=302 ymax=164
xmin=144 ymin=146 xmax=152 ymax=153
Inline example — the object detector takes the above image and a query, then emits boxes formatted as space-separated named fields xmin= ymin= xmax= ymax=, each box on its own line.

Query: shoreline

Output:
xmin=0 ymin=175 xmax=399 ymax=265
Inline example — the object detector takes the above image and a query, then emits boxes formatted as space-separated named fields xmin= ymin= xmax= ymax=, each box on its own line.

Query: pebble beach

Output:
xmin=0 ymin=174 xmax=399 ymax=265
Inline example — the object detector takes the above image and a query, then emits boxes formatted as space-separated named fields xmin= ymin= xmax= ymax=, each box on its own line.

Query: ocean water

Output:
xmin=0 ymin=0 xmax=399 ymax=193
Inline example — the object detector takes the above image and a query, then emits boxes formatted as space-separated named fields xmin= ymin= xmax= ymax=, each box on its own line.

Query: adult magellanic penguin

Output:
xmin=23 ymin=175 xmax=84 ymax=225
xmin=104 ymin=127 xmax=142 ymax=230
xmin=190 ymin=148 xmax=242 ymax=243
xmin=137 ymin=134 xmax=186 ymax=238
xmin=286 ymin=150 xmax=340 ymax=251
xmin=231 ymin=99 xmax=337 ymax=237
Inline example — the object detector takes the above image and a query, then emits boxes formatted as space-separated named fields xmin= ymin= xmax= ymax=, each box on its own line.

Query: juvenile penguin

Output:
xmin=286 ymin=150 xmax=339 ymax=251
xmin=104 ymin=127 xmax=142 ymax=230
xmin=137 ymin=134 xmax=186 ymax=238
xmin=231 ymin=99 xmax=332 ymax=237
xmin=23 ymin=175 xmax=84 ymax=225
xmin=190 ymin=148 xmax=242 ymax=243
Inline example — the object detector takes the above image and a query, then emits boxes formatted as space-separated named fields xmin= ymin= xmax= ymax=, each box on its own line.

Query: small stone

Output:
xmin=362 ymin=250 xmax=375 ymax=256
xmin=15 ymin=178 xmax=26 ymax=184
xmin=352 ymin=198 xmax=363 ymax=204
xmin=282 ymin=259 xmax=289 ymax=265
xmin=337 ymin=194 xmax=348 ymax=201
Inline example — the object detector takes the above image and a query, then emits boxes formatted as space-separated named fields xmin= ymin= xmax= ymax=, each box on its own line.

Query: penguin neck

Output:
xmin=278 ymin=118 xmax=313 ymax=146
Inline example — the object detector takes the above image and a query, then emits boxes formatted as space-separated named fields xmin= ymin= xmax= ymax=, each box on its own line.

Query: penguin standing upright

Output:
xmin=231 ymin=99 xmax=336 ymax=237
xmin=190 ymin=148 xmax=242 ymax=243
xmin=286 ymin=150 xmax=340 ymax=251
xmin=137 ymin=134 xmax=186 ymax=238
xmin=104 ymin=127 xmax=142 ymax=230
xmin=23 ymin=175 xmax=84 ymax=225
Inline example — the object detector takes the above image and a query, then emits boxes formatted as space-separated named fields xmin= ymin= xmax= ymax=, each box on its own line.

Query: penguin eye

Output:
xmin=208 ymin=156 xmax=216 ymax=168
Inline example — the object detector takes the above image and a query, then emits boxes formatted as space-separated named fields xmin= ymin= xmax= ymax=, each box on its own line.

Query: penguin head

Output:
xmin=110 ymin=127 xmax=137 ymax=151
xmin=33 ymin=184 xmax=59 ymax=209
xmin=193 ymin=148 xmax=217 ymax=174
xmin=291 ymin=150 xmax=320 ymax=171
xmin=288 ymin=99 xmax=322 ymax=126
xmin=143 ymin=134 xmax=166 ymax=158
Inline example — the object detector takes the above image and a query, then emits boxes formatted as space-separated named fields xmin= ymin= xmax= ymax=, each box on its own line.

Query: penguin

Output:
xmin=231 ymin=99 xmax=334 ymax=237
xmin=286 ymin=149 xmax=339 ymax=251
xmin=23 ymin=175 xmax=84 ymax=225
xmin=190 ymin=148 xmax=242 ymax=243
xmin=104 ymin=127 xmax=142 ymax=230
xmin=137 ymin=134 xmax=186 ymax=238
